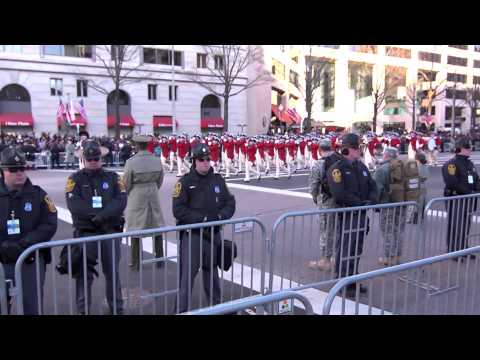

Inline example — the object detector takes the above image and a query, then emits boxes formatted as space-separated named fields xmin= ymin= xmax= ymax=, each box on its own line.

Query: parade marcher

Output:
xmin=309 ymin=138 xmax=319 ymax=169
xmin=427 ymin=133 xmax=438 ymax=166
xmin=208 ymin=137 xmax=221 ymax=174
xmin=442 ymin=137 xmax=480 ymax=257
xmin=327 ymin=133 xmax=378 ymax=297
xmin=0 ymin=146 xmax=58 ymax=314
xmin=168 ymin=135 xmax=177 ymax=173
xmin=244 ymin=138 xmax=261 ymax=182
xmin=223 ymin=135 xmax=236 ymax=178
xmin=172 ymin=143 xmax=236 ymax=313
xmin=286 ymin=138 xmax=298 ymax=173
xmin=274 ymin=137 xmax=291 ymax=179
xmin=62 ymin=141 xmax=127 ymax=314
xmin=159 ymin=136 xmax=171 ymax=170
xmin=373 ymin=147 xmax=408 ymax=266
xmin=123 ymin=135 xmax=165 ymax=271
xmin=308 ymin=138 xmax=342 ymax=271
xmin=265 ymin=137 xmax=275 ymax=174
xmin=176 ymin=136 xmax=190 ymax=177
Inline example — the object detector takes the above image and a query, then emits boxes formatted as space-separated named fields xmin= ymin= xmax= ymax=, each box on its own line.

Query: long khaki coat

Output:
xmin=123 ymin=150 xmax=165 ymax=231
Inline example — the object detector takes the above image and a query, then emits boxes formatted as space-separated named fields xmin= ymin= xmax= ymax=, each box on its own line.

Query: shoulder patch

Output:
xmin=332 ymin=168 xmax=342 ymax=183
xmin=173 ymin=182 xmax=182 ymax=198
xmin=447 ymin=164 xmax=456 ymax=176
xmin=44 ymin=195 xmax=57 ymax=213
xmin=65 ymin=178 xmax=75 ymax=193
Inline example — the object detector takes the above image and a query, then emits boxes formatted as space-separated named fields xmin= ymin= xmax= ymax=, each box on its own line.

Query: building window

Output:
xmin=280 ymin=45 xmax=286 ymax=52
xmin=446 ymin=88 xmax=467 ymax=100
xmin=386 ymin=46 xmax=411 ymax=59
xmin=348 ymin=62 xmax=373 ymax=99
xmin=445 ymin=106 xmax=464 ymax=120
xmin=318 ymin=45 xmax=340 ymax=49
xmin=474 ymin=76 xmax=480 ymax=85
xmin=474 ymin=60 xmax=480 ymax=68
xmin=385 ymin=66 xmax=407 ymax=101
xmin=323 ymin=62 xmax=335 ymax=110
xmin=418 ymin=70 xmax=437 ymax=82
xmin=197 ymin=53 xmax=207 ymax=68
xmin=447 ymin=56 xmax=468 ymax=67
xmin=44 ymin=45 xmax=92 ymax=58
xmin=76 ymin=80 xmax=88 ymax=97
xmin=420 ymin=106 xmax=436 ymax=116
xmin=214 ymin=55 xmax=224 ymax=70
xmin=148 ymin=84 xmax=157 ymax=100
xmin=272 ymin=59 xmax=285 ymax=80
xmin=111 ymin=45 xmax=125 ymax=60
xmin=447 ymin=73 xmax=467 ymax=83
xmin=143 ymin=48 xmax=183 ymax=66
xmin=169 ymin=85 xmax=178 ymax=101
xmin=289 ymin=70 xmax=299 ymax=88
xmin=349 ymin=45 xmax=377 ymax=54
xmin=50 ymin=78 xmax=63 ymax=96
xmin=272 ymin=65 xmax=276 ymax=75
xmin=475 ymin=45 xmax=480 ymax=52
xmin=448 ymin=45 xmax=468 ymax=50
xmin=0 ymin=45 xmax=22 ymax=53
xmin=418 ymin=51 xmax=441 ymax=63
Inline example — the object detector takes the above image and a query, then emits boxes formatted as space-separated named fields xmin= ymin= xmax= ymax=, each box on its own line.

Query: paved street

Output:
xmin=22 ymin=154 xmax=480 ymax=314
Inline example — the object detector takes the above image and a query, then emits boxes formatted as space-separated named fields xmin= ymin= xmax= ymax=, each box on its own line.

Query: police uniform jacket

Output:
xmin=123 ymin=150 xmax=165 ymax=231
xmin=172 ymin=167 xmax=236 ymax=235
xmin=65 ymin=168 xmax=127 ymax=232
xmin=442 ymin=155 xmax=480 ymax=196
xmin=327 ymin=157 xmax=378 ymax=208
xmin=0 ymin=178 xmax=57 ymax=263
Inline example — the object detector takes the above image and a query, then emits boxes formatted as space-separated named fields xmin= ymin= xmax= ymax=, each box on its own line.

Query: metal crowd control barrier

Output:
xmin=13 ymin=217 xmax=267 ymax=315
xmin=423 ymin=193 xmax=480 ymax=259
xmin=322 ymin=245 xmax=480 ymax=315
xmin=184 ymin=290 xmax=314 ymax=315
xmin=268 ymin=202 xmax=420 ymax=295
xmin=0 ymin=263 xmax=8 ymax=315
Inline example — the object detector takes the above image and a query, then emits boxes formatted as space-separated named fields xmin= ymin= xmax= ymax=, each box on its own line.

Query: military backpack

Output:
xmin=389 ymin=159 xmax=421 ymax=202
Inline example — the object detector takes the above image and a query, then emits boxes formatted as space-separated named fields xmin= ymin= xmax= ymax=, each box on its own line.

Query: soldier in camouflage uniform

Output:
xmin=308 ymin=139 xmax=342 ymax=271
xmin=373 ymin=147 xmax=406 ymax=266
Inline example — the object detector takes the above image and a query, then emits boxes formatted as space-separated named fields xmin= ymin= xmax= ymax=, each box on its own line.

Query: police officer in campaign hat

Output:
xmin=442 ymin=137 xmax=480 ymax=258
xmin=61 ymin=140 xmax=127 ymax=314
xmin=123 ymin=134 xmax=165 ymax=271
xmin=327 ymin=133 xmax=378 ymax=297
xmin=0 ymin=146 xmax=57 ymax=314
xmin=172 ymin=142 xmax=236 ymax=313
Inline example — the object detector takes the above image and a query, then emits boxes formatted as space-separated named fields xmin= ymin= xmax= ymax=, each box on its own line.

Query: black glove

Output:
xmin=313 ymin=197 xmax=318 ymax=205
xmin=0 ymin=242 xmax=25 ymax=263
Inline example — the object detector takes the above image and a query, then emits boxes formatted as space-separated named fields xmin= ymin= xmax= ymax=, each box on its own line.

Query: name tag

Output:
xmin=468 ymin=175 xmax=474 ymax=184
xmin=7 ymin=219 xmax=20 ymax=235
xmin=92 ymin=196 xmax=103 ymax=208
xmin=363 ymin=171 xmax=368 ymax=177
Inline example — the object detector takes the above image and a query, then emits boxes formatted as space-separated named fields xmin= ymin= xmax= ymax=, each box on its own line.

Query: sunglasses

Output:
xmin=7 ymin=167 xmax=26 ymax=173
xmin=86 ymin=157 xmax=101 ymax=162
xmin=197 ymin=157 xmax=211 ymax=162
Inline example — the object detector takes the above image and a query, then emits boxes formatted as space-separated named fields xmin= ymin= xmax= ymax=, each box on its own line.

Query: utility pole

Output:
xmin=451 ymin=81 xmax=456 ymax=138
xmin=171 ymin=45 xmax=177 ymax=134
xmin=412 ymin=83 xmax=416 ymax=132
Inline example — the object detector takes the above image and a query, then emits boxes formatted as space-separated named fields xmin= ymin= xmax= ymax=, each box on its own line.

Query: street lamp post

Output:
xmin=171 ymin=45 xmax=177 ymax=135
xmin=278 ymin=104 xmax=284 ymax=134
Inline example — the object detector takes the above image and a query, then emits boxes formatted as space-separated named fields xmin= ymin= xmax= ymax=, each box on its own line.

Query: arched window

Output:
xmin=0 ymin=84 xmax=31 ymax=102
xmin=107 ymin=89 xmax=130 ymax=105
xmin=200 ymin=94 xmax=221 ymax=118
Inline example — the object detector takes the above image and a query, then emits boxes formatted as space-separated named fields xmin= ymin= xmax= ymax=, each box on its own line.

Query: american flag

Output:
xmin=287 ymin=108 xmax=302 ymax=123
xmin=56 ymin=98 xmax=65 ymax=123
xmin=76 ymin=98 xmax=88 ymax=121
xmin=65 ymin=95 xmax=75 ymax=124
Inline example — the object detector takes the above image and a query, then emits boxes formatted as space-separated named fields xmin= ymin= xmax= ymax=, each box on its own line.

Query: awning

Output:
xmin=271 ymin=104 xmax=293 ymax=125
xmin=57 ymin=114 xmax=87 ymax=127
xmin=153 ymin=116 xmax=179 ymax=128
xmin=201 ymin=118 xmax=224 ymax=129
xmin=107 ymin=115 xmax=136 ymax=128
xmin=0 ymin=113 xmax=34 ymax=127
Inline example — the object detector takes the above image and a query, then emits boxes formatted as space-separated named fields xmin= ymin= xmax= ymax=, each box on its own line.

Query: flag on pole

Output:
xmin=65 ymin=94 xmax=75 ymax=124
xmin=56 ymin=98 xmax=65 ymax=124
xmin=76 ymin=98 xmax=88 ymax=121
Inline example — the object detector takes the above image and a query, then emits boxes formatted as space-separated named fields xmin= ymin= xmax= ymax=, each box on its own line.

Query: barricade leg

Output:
xmin=101 ymin=238 xmax=123 ymax=314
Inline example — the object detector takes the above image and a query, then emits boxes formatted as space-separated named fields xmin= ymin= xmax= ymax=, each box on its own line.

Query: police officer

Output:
xmin=172 ymin=143 xmax=236 ymax=313
xmin=123 ymin=135 xmax=165 ymax=271
xmin=308 ymin=138 xmax=342 ymax=271
xmin=442 ymin=137 xmax=480 ymax=258
xmin=327 ymin=133 xmax=378 ymax=297
xmin=0 ymin=146 xmax=57 ymax=314
xmin=63 ymin=140 xmax=127 ymax=314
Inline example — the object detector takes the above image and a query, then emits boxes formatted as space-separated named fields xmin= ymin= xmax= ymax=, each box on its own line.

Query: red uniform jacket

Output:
xmin=209 ymin=142 xmax=220 ymax=162
xmin=257 ymin=141 xmax=265 ymax=159
xmin=168 ymin=138 xmax=177 ymax=153
xmin=177 ymin=140 xmax=188 ymax=158
xmin=299 ymin=141 xmax=306 ymax=155
xmin=224 ymin=140 xmax=235 ymax=159
xmin=234 ymin=140 xmax=241 ymax=154
xmin=240 ymin=139 xmax=247 ymax=155
xmin=267 ymin=141 xmax=275 ymax=157
xmin=276 ymin=142 xmax=287 ymax=162
xmin=390 ymin=137 xmax=400 ymax=148
xmin=246 ymin=144 xmax=257 ymax=163
xmin=287 ymin=141 xmax=297 ymax=158
xmin=160 ymin=141 xmax=170 ymax=156
xmin=310 ymin=143 xmax=319 ymax=160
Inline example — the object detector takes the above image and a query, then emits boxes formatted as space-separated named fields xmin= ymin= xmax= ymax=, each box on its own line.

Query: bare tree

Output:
xmin=303 ymin=46 xmax=334 ymax=132
xmin=465 ymin=83 xmax=480 ymax=131
xmin=76 ymin=45 xmax=146 ymax=139
xmin=188 ymin=45 xmax=273 ymax=132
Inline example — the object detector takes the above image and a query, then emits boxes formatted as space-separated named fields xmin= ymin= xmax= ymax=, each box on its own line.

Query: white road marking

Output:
xmin=226 ymin=183 xmax=312 ymax=199
xmin=55 ymin=205 xmax=387 ymax=315
xmin=286 ymin=187 xmax=310 ymax=191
